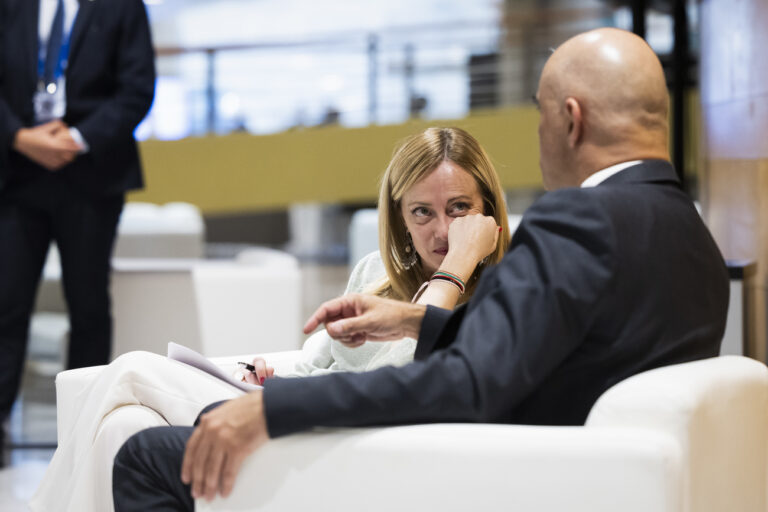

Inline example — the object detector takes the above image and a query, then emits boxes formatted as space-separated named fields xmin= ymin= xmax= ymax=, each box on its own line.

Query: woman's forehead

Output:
xmin=404 ymin=161 xmax=480 ymax=201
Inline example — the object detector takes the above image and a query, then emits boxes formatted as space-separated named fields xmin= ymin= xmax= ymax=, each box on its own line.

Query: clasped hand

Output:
xmin=12 ymin=120 xmax=82 ymax=171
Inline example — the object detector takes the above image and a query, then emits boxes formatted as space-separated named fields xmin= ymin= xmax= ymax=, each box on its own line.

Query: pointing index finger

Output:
xmin=303 ymin=297 xmax=346 ymax=334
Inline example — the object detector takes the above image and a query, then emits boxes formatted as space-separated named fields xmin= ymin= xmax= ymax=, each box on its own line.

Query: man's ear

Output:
xmin=564 ymin=97 xmax=583 ymax=148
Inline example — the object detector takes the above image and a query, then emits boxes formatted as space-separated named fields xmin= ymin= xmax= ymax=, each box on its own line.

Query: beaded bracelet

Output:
xmin=430 ymin=270 xmax=466 ymax=295
xmin=410 ymin=270 xmax=468 ymax=303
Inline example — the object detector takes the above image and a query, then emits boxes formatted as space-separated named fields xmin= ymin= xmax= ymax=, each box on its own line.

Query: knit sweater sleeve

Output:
xmin=277 ymin=251 xmax=389 ymax=377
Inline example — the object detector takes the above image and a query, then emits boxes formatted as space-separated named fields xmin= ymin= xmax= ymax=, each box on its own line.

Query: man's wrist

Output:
xmin=12 ymin=128 xmax=28 ymax=152
xmin=402 ymin=303 xmax=427 ymax=339
xmin=251 ymin=391 xmax=271 ymax=441
xmin=252 ymin=389 xmax=271 ymax=440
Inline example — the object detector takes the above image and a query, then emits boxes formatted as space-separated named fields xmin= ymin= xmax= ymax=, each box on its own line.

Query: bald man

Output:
xmin=112 ymin=28 xmax=729 ymax=509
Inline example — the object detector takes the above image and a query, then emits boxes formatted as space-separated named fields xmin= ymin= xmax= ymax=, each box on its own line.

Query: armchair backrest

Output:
xmin=586 ymin=356 xmax=768 ymax=512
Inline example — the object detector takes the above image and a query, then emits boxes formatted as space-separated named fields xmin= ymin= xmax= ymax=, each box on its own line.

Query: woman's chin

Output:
xmin=422 ymin=255 xmax=445 ymax=273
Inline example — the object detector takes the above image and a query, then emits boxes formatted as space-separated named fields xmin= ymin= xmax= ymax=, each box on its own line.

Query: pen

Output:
xmin=237 ymin=361 xmax=257 ymax=374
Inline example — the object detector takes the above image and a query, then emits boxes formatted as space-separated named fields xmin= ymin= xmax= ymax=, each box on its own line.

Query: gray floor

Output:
xmin=0 ymin=262 xmax=350 ymax=511
xmin=0 ymin=362 xmax=57 ymax=511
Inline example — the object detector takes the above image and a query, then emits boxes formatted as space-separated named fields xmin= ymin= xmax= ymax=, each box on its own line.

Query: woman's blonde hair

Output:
xmin=371 ymin=127 xmax=510 ymax=302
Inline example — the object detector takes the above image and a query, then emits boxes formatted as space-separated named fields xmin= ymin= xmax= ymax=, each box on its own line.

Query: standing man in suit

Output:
xmin=0 ymin=0 xmax=155 ymax=459
xmin=113 ymin=28 xmax=728 ymax=509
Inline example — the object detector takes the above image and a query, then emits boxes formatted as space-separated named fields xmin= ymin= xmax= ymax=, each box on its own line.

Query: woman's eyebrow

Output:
xmin=406 ymin=195 xmax=473 ymax=208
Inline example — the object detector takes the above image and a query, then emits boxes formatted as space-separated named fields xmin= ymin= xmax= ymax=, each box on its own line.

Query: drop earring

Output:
xmin=403 ymin=232 xmax=418 ymax=270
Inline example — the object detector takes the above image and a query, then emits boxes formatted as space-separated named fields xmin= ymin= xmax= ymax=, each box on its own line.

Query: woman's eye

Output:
xmin=450 ymin=202 xmax=469 ymax=214
xmin=412 ymin=207 xmax=430 ymax=217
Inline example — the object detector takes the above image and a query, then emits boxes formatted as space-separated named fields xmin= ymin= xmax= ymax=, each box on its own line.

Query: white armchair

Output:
xmin=110 ymin=248 xmax=302 ymax=359
xmin=195 ymin=355 xmax=767 ymax=512
xmin=54 ymin=355 xmax=767 ymax=512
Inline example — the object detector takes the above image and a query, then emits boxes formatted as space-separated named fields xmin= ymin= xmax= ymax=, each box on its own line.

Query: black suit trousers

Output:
xmin=112 ymin=402 xmax=226 ymax=511
xmin=0 ymin=173 xmax=122 ymax=420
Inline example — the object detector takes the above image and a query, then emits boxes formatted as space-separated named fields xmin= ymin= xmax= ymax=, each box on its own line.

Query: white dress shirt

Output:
xmin=38 ymin=0 xmax=79 ymax=40
xmin=580 ymin=160 xmax=642 ymax=188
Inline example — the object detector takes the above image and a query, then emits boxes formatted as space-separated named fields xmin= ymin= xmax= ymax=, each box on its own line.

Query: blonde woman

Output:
xmin=246 ymin=126 xmax=511 ymax=380
xmin=30 ymin=126 xmax=511 ymax=512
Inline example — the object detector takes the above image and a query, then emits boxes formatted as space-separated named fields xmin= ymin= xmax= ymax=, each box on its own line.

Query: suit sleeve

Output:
xmin=0 ymin=99 xmax=23 ymax=172
xmin=73 ymin=0 xmax=155 ymax=163
xmin=263 ymin=190 xmax=617 ymax=437
xmin=0 ymin=1 xmax=24 ymax=172
xmin=414 ymin=304 xmax=464 ymax=360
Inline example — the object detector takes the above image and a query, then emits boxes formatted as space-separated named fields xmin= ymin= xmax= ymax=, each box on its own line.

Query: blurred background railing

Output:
xmin=128 ymin=0 xmax=703 ymax=257
xmin=137 ymin=0 xmax=698 ymax=141
xmin=145 ymin=21 xmax=502 ymax=137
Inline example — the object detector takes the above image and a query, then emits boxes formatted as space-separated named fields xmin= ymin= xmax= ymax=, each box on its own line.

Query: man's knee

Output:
xmin=114 ymin=426 xmax=190 ymax=475
xmin=113 ymin=426 xmax=195 ymax=511
xmin=114 ymin=427 xmax=158 ymax=473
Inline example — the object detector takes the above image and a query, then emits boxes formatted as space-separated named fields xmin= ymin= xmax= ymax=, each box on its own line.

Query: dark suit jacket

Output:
xmin=0 ymin=0 xmax=155 ymax=196
xmin=263 ymin=160 xmax=730 ymax=436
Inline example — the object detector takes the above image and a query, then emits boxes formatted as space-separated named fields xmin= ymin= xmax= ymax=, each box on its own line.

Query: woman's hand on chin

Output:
xmin=443 ymin=214 xmax=500 ymax=278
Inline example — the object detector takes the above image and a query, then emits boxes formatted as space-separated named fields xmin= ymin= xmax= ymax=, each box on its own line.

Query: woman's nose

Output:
xmin=435 ymin=214 xmax=452 ymax=240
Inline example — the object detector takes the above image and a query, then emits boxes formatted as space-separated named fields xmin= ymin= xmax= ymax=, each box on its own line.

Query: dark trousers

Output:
xmin=0 ymin=173 xmax=123 ymax=421
xmin=113 ymin=402 xmax=225 ymax=511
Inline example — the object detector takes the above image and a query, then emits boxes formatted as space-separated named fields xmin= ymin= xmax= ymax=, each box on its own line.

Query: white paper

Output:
xmin=167 ymin=342 xmax=261 ymax=392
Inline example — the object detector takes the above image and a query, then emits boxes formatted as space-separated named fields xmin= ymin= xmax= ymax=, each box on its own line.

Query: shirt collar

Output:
xmin=580 ymin=160 xmax=643 ymax=188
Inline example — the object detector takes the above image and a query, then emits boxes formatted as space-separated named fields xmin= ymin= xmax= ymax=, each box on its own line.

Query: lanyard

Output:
xmin=37 ymin=29 xmax=72 ymax=91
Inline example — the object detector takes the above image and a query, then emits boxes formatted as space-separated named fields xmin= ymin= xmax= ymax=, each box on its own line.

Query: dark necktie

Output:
xmin=43 ymin=0 xmax=64 ymax=87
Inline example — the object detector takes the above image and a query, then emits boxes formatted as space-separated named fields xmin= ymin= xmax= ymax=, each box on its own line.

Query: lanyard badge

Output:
xmin=35 ymin=0 xmax=71 ymax=123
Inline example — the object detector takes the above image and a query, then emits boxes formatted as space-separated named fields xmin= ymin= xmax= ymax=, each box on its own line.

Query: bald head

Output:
xmin=536 ymin=28 xmax=670 ymax=189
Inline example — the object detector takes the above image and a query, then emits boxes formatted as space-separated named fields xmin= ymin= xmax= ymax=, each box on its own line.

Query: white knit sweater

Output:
xmin=284 ymin=251 xmax=417 ymax=376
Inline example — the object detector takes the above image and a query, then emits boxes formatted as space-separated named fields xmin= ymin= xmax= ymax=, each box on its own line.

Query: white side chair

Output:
xmin=109 ymin=248 xmax=302 ymax=359
xmin=348 ymin=208 xmax=379 ymax=266
xmin=113 ymin=202 xmax=205 ymax=259
xmin=53 ymin=355 xmax=768 ymax=512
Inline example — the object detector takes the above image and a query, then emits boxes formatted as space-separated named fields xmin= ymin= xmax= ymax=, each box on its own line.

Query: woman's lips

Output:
xmin=434 ymin=248 xmax=448 ymax=256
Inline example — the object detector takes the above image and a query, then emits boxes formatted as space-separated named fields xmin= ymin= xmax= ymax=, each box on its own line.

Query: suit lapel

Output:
xmin=67 ymin=0 xmax=97 ymax=67
xmin=19 ymin=0 xmax=40 ymax=90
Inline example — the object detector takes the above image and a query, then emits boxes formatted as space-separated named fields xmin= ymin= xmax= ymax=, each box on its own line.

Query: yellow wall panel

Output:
xmin=130 ymin=107 xmax=543 ymax=214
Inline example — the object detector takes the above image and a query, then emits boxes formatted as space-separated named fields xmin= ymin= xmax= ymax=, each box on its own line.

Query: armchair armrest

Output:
xmin=197 ymin=424 xmax=681 ymax=512
xmin=586 ymin=356 xmax=768 ymax=512
xmin=54 ymin=351 xmax=303 ymax=444
xmin=55 ymin=365 xmax=107 ymax=444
